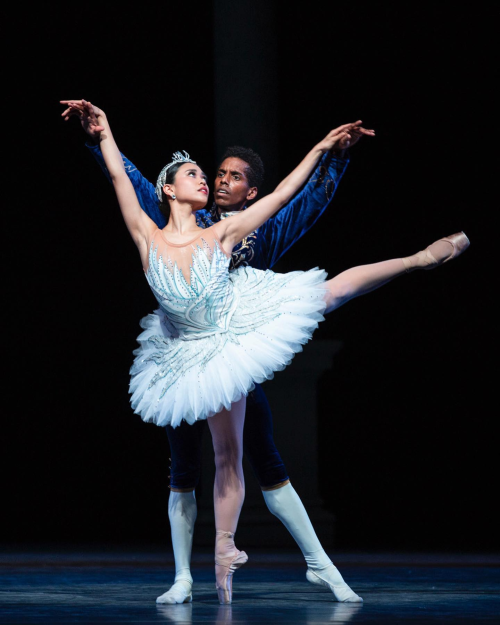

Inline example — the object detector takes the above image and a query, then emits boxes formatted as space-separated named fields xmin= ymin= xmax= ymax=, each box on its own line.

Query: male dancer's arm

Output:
xmin=86 ymin=141 xmax=167 ymax=228
xmin=257 ymin=150 xmax=348 ymax=269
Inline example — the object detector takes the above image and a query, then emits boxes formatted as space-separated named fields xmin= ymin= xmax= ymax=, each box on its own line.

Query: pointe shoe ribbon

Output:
xmin=215 ymin=531 xmax=248 ymax=605
xmin=403 ymin=231 xmax=470 ymax=273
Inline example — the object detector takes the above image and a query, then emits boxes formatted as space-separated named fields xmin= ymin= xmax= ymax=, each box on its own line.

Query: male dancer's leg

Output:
xmin=244 ymin=384 xmax=362 ymax=602
xmin=156 ymin=420 xmax=205 ymax=604
xmin=277 ymin=233 xmax=467 ymax=600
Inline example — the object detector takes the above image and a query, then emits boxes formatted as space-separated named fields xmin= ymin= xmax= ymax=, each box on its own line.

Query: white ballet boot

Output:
xmin=156 ymin=491 xmax=197 ymax=604
xmin=262 ymin=483 xmax=362 ymax=602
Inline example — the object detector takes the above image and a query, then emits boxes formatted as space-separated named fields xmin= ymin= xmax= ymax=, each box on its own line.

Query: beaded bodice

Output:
xmin=145 ymin=227 xmax=238 ymax=340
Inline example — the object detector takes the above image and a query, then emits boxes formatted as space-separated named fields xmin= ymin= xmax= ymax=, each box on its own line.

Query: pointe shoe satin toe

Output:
xmin=403 ymin=232 xmax=470 ymax=272
xmin=215 ymin=531 xmax=248 ymax=605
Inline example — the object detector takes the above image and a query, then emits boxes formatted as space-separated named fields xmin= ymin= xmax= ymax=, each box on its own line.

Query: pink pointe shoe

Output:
xmin=403 ymin=232 xmax=470 ymax=272
xmin=215 ymin=530 xmax=248 ymax=605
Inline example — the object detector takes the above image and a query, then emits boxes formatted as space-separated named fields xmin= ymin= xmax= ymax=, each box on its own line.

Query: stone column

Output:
xmin=212 ymin=0 xmax=278 ymax=190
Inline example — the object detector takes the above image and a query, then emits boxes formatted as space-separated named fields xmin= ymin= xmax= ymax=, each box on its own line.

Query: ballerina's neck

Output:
xmin=158 ymin=227 xmax=206 ymax=247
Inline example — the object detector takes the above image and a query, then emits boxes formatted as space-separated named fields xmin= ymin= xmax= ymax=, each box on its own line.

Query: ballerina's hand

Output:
xmin=318 ymin=121 xmax=375 ymax=153
xmin=60 ymin=99 xmax=105 ymax=139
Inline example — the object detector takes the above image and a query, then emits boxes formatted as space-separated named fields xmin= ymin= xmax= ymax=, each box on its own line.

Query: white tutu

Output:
xmin=129 ymin=266 xmax=327 ymax=427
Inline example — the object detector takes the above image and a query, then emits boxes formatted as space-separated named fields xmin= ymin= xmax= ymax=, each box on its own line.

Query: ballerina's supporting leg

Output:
xmin=323 ymin=233 xmax=469 ymax=313
xmin=208 ymin=397 xmax=248 ymax=605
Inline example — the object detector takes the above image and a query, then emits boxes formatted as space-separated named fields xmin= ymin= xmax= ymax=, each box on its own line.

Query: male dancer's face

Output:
xmin=214 ymin=157 xmax=258 ymax=213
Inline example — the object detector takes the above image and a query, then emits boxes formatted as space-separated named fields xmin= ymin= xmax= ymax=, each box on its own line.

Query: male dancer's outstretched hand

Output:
xmin=60 ymin=99 xmax=105 ymax=141
xmin=318 ymin=121 xmax=375 ymax=153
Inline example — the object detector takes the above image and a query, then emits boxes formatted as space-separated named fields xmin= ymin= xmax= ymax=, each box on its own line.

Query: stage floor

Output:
xmin=1 ymin=550 xmax=499 ymax=623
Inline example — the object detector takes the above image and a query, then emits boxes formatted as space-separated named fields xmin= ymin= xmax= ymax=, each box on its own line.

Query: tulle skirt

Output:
xmin=129 ymin=266 xmax=328 ymax=427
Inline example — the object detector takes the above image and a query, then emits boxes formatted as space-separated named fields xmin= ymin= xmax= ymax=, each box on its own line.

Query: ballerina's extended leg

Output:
xmin=324 ymin=232 xmax=469 ymax=313
xmin=208 ymin=398 xmax=248 ymax=604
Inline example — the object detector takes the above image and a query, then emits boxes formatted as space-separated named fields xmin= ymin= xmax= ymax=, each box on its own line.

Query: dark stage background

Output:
xmin=3 ymin=2 xmax=496 ymax=553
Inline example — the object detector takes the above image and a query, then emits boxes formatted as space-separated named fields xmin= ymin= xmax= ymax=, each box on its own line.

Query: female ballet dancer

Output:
xmin=66 ymin=101 xmax=468 ymax=605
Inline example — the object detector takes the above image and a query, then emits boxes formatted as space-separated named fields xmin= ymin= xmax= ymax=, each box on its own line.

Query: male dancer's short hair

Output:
xmin=220 ymin=146 xmax=265 ymax=189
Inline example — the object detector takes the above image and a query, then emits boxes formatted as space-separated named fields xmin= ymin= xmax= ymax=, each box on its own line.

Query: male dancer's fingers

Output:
xmin=60 ymin=100 xmax=102 ymax=129
xmin=62 ymin=107 xmax=82 ymax=121
xmin=328 ymin=123 xmax=353 ymax=135
xmin=335 ymin=122 xmax=358 ymax=133
xmin=61 ymin=104 xmax=82 ymax=117
xmin=86 ymin=110 xmax=104 ymax=131
xmin=331 ymin=121 xmax=362 ymax=136
xmin=83 ymin=100 xmax=104 ymax=122
xmin=60 ymin=100 xmax=84 ymax=116
xmin=340 ymin=132 xmax=352 ymax=145
xmin=322 ymin=121 xmax=369 ymax=150
xmin=349 ymin=126 xmax=374 ymax=138
xmin=68 ymin=105 xmax=84 ymax=120
xmin=85 ymin=101 xmax=98 ymax=120
xmin=62 ymin=100 xmax=88 ymax=116
xmin=80 ymin=102 xmax=92 ymax=118
xmin=60 ymin=99 xmax=85 ymax=105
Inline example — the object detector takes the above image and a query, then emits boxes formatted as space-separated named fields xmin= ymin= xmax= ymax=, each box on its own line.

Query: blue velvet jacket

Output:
xmin=87 ymin=144 xmax=349 ymax=270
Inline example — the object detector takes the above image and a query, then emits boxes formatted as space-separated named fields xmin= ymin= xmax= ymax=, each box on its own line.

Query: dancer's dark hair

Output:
xmin=220 ymin=146 xmax=265 ymax=189
xmin=158 ymin=161 xmax=197 ymax=219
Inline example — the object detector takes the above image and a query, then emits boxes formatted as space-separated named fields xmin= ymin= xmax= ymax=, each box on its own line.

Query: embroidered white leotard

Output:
xmin=130 ymin=225 xmax=327 ymax=427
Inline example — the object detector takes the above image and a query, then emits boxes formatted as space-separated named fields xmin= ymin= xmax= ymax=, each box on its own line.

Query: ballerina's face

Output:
xmin=164 ymin=163 xmax=209 ymax=210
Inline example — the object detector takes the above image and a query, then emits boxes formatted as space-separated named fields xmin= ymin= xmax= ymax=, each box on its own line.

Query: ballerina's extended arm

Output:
xmin=218 ymin=122 xmax=374 ymax=252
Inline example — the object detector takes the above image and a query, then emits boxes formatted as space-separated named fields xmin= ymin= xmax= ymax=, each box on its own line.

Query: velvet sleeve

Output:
xmin=86 ymin=142 xmax=167 ymax=228
xmin=257 ymin=151 xmax=349 ymax=269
